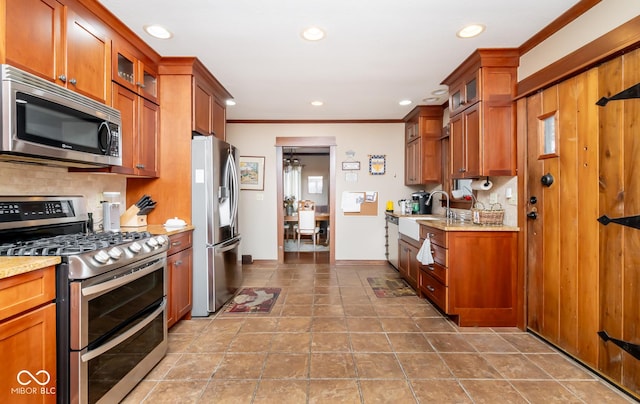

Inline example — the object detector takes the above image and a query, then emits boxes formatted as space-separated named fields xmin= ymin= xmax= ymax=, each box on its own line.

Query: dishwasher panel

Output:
xmin=386 ymin=214 xmax=399 ymax=269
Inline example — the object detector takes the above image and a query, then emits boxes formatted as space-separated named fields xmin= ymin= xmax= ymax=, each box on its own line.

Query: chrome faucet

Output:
xmin=427 ymin=191 xmax=451 ymax=219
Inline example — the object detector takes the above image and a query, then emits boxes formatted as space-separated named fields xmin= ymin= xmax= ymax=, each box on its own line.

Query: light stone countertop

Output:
xmin=144 ymin=224 xmax=195 ymax=236
xmin=387 ymin=212 xmax=519 ymax=232
xmin=0 ymin=256 xmax=61 ymax=280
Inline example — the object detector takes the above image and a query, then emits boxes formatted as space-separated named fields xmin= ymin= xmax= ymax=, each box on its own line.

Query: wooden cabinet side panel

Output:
xmin=111 ymin=84 xmax=137 ymax=175
xmin=212 ymin=98 xmax=226 ymax=140
xmin=193 ymin=80 xmax=212 ymax=135
xmin=420 ymin=139 xmax=441 ymax=183
xmin=464 ymin=104 xmax=481 ymax=178
xmin=0 ymin=303 xmax=56 ymax=403
xmin=449 ymin=114 xmax=464 ymax=179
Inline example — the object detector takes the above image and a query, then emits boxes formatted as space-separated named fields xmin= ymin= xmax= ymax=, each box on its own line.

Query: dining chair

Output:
xmin=295 ymin=200 xmax=320 ymax=249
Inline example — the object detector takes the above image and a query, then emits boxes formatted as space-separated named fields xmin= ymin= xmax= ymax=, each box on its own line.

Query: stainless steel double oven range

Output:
xmin=0 ymin=196 xmax=168 ymax=403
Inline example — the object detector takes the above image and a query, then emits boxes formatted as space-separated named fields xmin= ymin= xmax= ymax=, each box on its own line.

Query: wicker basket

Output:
xmin=471 ymin=202 xmax=504 ymax=226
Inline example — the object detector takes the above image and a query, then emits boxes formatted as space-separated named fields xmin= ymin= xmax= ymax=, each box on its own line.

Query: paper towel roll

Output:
xmin=470 ymin=179 xmax=493 ymax=191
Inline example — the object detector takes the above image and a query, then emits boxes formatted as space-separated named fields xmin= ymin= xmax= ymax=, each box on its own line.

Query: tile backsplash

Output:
xmin=0 ymin=162 xmax=126 ymax=227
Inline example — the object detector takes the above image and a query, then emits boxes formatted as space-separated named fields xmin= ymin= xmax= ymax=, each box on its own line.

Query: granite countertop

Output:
xmin=415 ymin=217 xmax=519 ymax=232
xmin=145 ymin=224 xmax=195 ymax=236
xmin=0 ymin=256 xmax=61 ymax=281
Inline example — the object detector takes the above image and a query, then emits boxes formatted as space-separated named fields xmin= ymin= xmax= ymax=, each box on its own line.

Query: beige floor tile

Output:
xmin=414 ymin=316 xmax=458 ymax=332
xmin=406 ymin=304 xmax=443 ymax=318
xmin=387 ymin=333 xmax=433 ymax=352
xmin=253 ymin=380 xmax=308 ymax=403
xmin=168 ymin=318 xmax=211 ymax=334
xmin=228 ymin=332 xmax=274 ymax=353
xmin=186 ymin=331 xmax=236 ymax=353
xmin=341 ymin=295 xmax=373 ymax=305
xmin=353 ymin=353 xmax=404 ymax=379
xmin=562 ymin=380 xmax=637 ymax=403
xmin=396 ymin=352 xmax=453 ymax=379
xmin=308 ymin=379 xmax=361 ymax=404
xmin=379 ymin=317 xmax=421 ymax=332
xmin=276 ymin=317 xmax=312 ymax=332
xmin=439 ymin=353 xmax=502 ymax=379
xmin=144 ymin=353 xmax=181 ymax=380
xmin=373 ymin=304 xmax=410 ymax=318
xmin=284 ymin=294 xmax=314 ymax=305
xmin=345 ymin=317 xmax=384 ymax=332
xmin=281 ymin=304 xmax=314 ymax=317
xmin=261 ymin=353 xmax=309 ymax=379
xmin=483 ymin=353 xmax=552 ymax=380
xmin=313 ymin=304 xmax=345 ymax=317
xmin=142 ymin=380 xmax=207 ymax=404
xmin=198 ymin=380 xmax=258 ymax=403
xmin=314 ymin=294 xmax=342 ymax=304
xmin=309 ymin=353 xmax=357 ymax=378
xmin=213 ymin=353 xmax=267 ymax=379
xmin=311 ymin=332 xmax=350 ymax=352
xmin=312 ymin=317 xmax=347 ymax=332
xmin=460 ymin=379 xmax=529 ymax=403
xmin=350 ymin=333 xmax=392 ymax=352
xmin=510 ymin=380 xmax=583 ymax=403
xmin=359 ymin=379 xmax=416 ymax=403
xmin=526 ymin=353 xmax=596 ymax=380
xmin=343 ymin=304 xmax=376 ymax=317
xmin=269 ymin=332 xmax=311 ymax=352
xmin=411 ymin=379 xmax=472 ymax=403
xmin=427 ymin=333 xmax=477 ymax=352
xmin=166 ymin=333 xmax=196 ymax=354
xmin=241 ymin=318 xmax=279 ymax=333
xmin=204 ymin=317 xmax=245 ymax=333
xmin=464 ymin=332 xmax=520 ymax=352
xmin=164 ymin=353 xmax=223 ymax=380
xmin=502 ymin=333 xmax=557 ymax=353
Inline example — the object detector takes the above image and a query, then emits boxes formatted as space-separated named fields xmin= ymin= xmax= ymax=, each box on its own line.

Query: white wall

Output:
xmin=519 ymin=0 xmax=640 ymax=79
xmin=227 ymin=122 xmax=424 ymax=261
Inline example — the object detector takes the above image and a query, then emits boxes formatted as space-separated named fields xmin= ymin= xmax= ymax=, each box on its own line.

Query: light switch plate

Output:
xmin=489 ymin=192 xmax=498 ymax=204
xmin=256 ymin=193 xmax=264 ymax=201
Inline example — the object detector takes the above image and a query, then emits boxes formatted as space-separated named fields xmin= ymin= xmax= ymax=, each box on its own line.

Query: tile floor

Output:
xmin=123 ymin=259 xmax=635 ymax=403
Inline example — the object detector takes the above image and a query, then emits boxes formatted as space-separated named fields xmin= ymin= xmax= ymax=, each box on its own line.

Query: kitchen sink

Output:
xmin=398 ymin=215 xmax=443 ymax=241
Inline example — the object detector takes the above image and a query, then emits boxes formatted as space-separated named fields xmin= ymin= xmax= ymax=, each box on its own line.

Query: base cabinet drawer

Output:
xmin=419 ymin=270 xmax=448 ymax=312
xmin=420 ymin=261 xmax=447 ymax=285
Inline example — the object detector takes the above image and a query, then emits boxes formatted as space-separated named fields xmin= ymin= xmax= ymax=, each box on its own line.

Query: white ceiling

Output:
xmin=99 ymin=0 xmax=580 ymax=121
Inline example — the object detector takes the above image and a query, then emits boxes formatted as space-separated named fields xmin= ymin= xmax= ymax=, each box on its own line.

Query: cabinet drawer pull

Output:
xmin=426 ymin=285 xmax=435 ymax=292
xmin=428 ymin=233 xmax=435 ymax=238
xmin=69 ymin=78 xmax=77 ymax=85
xmin=430 ymin=250 xmax=435 ymax=255
xmin=458 ymin=168 xmax=466 ymax=173
xmin=426 ymin=265 xmax=434 ymax=271
xmin=175 ymin=260 xmax=183 ymax=266
xmin=171 ymin=241 xmax=182 ymax=247
xmin=58 ymin=74 xmax=67 ymax=83
xmin=135 ymin=164 xmax=146 ymax=169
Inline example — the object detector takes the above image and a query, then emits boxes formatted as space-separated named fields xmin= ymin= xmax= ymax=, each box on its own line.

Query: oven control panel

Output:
xmin=0 ymin=200 xmax=76 ymax=222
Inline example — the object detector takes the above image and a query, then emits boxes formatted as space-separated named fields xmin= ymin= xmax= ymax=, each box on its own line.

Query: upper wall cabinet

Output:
xmin=442 ymin=49 xmax=518 ymax=179
xmin=112 ymin=42 xmax=159 ymax=104
xmin=3 ymin=0 xmax=111 ymax=104
xmin=193 ymin=71 xmax=229 ymax=139
xmin=403 ymin=105 xmax=444 ymax=185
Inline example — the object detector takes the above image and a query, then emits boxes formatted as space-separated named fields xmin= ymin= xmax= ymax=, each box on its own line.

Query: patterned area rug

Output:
xmin=367 ymin=277 xmax=416 ymax=298
xmin=225 ymin=288 xmax=281 ymax=313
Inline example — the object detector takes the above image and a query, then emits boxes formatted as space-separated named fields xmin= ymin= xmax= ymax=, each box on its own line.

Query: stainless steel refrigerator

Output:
xmin=191 ymin=135 xmax=242 ymax=315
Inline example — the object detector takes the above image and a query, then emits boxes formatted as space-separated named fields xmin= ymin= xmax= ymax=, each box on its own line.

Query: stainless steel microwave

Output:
xmin=0 ymin=64 xmax=122 ymax=167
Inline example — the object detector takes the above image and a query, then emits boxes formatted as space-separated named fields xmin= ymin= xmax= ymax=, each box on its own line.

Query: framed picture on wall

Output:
xmin=239 ymin=156 xmax=265 ymax=190
xmin=368 ymin=155 xmax=385 ymax=175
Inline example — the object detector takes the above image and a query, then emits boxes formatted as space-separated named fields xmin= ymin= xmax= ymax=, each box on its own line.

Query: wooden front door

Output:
xmin=524 ymin=48 xmax=640 ymax=397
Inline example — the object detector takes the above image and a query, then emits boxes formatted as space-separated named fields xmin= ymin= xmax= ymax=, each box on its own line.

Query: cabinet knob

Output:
xmin=458 ymin=168 xmax=466 ymax=173
xmin=426 ymin=285 xmax=435 ymax=292
xmin=171 ymin=241 xmax=182 ymax=247
xmin=175 ymin=260 xmax=183 ymax=266
xmin=58 ymin=74 xmax=67 ymax=83
xmin=136 ymin=82 xmax=146 ymax=88
xmin=69 ymin=78 xmax=77 ymax=86
xmin=135 ymin=164 xmax=145 ymax=169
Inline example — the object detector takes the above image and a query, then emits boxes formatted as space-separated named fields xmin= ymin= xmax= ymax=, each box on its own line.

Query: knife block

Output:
xmin=120 ymin=205 xmax=148 ymax=228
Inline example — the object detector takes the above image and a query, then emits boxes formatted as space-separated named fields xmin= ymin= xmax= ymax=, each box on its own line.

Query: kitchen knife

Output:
xmin=135 ymin=195 xmax=150 ymax=208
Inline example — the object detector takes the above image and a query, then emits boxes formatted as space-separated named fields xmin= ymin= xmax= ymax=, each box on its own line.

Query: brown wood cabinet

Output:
xmin=167 ymin=231 xmax=193 ymax=328
xmin=0 ymin=267 xmax=56 ymax=403
xmin=111 ymin=84 xmax=159 ymax=177
xmin=418 ymin=224 xmax=518 ymax=326
xmin=112 ymin=42 xmax=159 ymax=104
xmin=127 ymin=57 xmax=232 ymax=224
xmin=3 ymin=0 xmax=111 ymax=104
xmin=403 ymin=106 xmax=444 ymax=185
xmin=194 ymin=75 xmax=228 ymax=139
xmin=442 ymin=49 xmax=518 ymax=179
xmin=398 ymin=235 xmax=420 ymax=290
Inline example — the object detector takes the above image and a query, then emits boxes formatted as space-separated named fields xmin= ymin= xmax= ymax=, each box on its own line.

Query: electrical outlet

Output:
xmin=508 ymin=189 xmax=518 ymax=206
xmin=489 ymin=192 xmax=498 ymax=204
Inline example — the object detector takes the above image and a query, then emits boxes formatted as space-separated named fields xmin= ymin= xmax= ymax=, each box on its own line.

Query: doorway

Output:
xmin=276 ymin=137 xmax=336 ymax=264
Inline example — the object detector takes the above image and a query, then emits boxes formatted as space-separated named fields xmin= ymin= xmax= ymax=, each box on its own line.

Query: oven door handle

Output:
xmin=81 ymin=299 xmax=165 ymax=362
xmin=81 ymin=258 xmax=165 ymax=298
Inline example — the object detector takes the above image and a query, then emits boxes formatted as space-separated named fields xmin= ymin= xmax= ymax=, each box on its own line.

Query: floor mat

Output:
xmin=367 ymin=277 xmax=416 ymax=298
xmin=225 ymin=288 xmax=281 ymax=313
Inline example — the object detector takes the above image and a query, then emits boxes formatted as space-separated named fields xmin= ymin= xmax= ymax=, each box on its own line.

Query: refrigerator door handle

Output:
xmin=214 ymin=237 xmax=241 ymax=253
xmin=228 ymin=153 xmax=240 ymax=229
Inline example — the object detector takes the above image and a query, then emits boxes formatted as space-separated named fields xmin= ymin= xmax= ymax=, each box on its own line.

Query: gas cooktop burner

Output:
xmin=0 ymin=231 xmax=153 ymax=257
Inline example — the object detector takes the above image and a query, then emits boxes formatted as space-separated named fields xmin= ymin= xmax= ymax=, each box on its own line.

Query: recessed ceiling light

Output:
xmin=432 ymin=89 xmax=447 ymax=96
xmin=399 ymin=100 xmax=412 ymax=106
xmin=457 ymin=24 xmax=485 ymax=39
xmin=311 ymin=100 xmax=324 ymax=106
xmin=226 ymin=99 xmax=236 ymax=106
xmin=423 ymin=97 xmax=439 ymax=103
xmin=302 ymin=26 xmax=325 ymax=41
xmin=144 ymin=24 xmax=172 ymax=39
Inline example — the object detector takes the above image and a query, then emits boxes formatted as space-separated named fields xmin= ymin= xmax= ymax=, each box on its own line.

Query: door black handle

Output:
xmin=541 ymin=173 xmax=554 ymax=187
xmin=527 ymin=211 xmax=538 ymax=219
